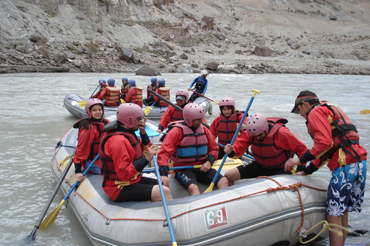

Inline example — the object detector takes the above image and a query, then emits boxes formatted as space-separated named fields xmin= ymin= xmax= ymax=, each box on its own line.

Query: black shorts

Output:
xmin=237 ymin=161 xmax=291 ymax=179
xmin=115 ymin=177 xmax=158 ymax=202
xmin=174 ymin=168 xmax=224 ymax=190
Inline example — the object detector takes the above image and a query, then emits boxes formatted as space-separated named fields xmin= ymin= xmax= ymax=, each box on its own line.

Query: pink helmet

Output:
xmin=245 ymin=113 xmax=269 ymax=137
xmin=85 ymin=98 xmax=104 ymax=119
xmin=183 ymin=103 xmax=205 ymax=127
xmin=176 ymin=89 xmax=189 ymax=102
xmin=117 ymin=103 xmax=143 ymax=128
xmin=219 ymin=97 xmax=235 ymax=111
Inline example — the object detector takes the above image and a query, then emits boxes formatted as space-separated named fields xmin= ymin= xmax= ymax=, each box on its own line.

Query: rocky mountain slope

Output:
xmin=1 ymin=0 xmax=370 ymax=74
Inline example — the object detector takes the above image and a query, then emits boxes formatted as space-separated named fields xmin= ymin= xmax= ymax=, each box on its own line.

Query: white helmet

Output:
xmin=201 ymin=70 xmax=208 ymax=76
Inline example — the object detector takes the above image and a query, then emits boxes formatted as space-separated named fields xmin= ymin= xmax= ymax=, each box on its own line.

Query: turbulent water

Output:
xmin=0 ymin=73 xmax=369 ymax=245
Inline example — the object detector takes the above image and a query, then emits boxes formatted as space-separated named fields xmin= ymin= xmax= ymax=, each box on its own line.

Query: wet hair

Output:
xmin=296 ymin=90 xmax=320 ymax=105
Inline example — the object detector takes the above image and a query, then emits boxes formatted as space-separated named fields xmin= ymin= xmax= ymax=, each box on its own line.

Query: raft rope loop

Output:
xmin=299 ymin=220 xmax=351 ymax=244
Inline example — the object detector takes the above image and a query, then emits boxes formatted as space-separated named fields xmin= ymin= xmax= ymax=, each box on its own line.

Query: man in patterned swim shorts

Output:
xmin=284 ymin=90 xmax=367 ymax=246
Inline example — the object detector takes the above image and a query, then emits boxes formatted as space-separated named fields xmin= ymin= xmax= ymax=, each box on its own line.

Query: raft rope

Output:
xmin=299 ymin=220 xmax=351 ymax=244
xmin=51 ymin=141 xmax=76 ymax=162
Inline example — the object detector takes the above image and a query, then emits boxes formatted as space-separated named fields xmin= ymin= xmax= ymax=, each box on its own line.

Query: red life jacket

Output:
xmin=156 ymin=87 xmax=170 ymax=107
xmin=171 ymin=107 xmax=184 ymax=121
xmin=99 ymin=130 xmax=143 ymax=187
xmin=217 ymin=113 xmax=240 ymax=145
xmin=73 ymin=119 xmax=109 ymax=168
xmin=130 ymin=87 xmax=143 ymax=107
xmin=251 ymin=117 xmax=292 ymax=169
xmin=307 ymin=101 xmax=361 ymax=162
xmin=171 ymin=122 xmax=208 ymax=163
xmin=105 ymin=86 xmax=120 ymax=106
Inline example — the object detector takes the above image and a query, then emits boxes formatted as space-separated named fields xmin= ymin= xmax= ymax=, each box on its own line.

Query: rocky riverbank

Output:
xmin=1 ymin=0 xmax=370 ymax=75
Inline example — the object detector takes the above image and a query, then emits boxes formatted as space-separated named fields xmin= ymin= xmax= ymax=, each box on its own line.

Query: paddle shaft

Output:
xmin=189 ymin=88 xmax=219 ymax=105
xmin=28 ymin=151 xmax=75 ymax=240
xmin=153 ymin=155 xmax=177 ymax=245
xmin=89 ymin=84 xmax=100 ymax=99
xmin=217 ymin=143 xmax=255 ymax=160
xmin=143 ymin=165 xmax=202 ymax=173
xmin=208 ymin=89 xmax=259 ymax=188
xmin=148 ymin=89 xmax=210 ymax=128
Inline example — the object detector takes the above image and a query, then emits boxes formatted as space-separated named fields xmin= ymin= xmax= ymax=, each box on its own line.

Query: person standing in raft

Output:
xmin=188 ymin=70 xmax=208 ymax=102
xmin=157 ymin=103 xmax=229 ymax=195
xmin=209 ymin=97 xmax=247 ymax=159
xmin=99 ymin=103 xmax=172 ymax=202
xmin=153 ymin=79 xmax=170 ymax=107
xmin=98 ymin=78 xmax=121 ymax=106
xmin=125 ymin=79 xmax=144 ymax=107
xmin=91 ymin=79 xmax=107 ymax=99
xmin=143 ymin=77 xmax=157 ymax=106
xmin=224 ymin=113 xmax=307 ymax=186
xmin=120 ymin=77 xmax=129 ymax=101
xmin=284 ymin=90 xmax=367 ymax=246
xmin=72 ymin=98 xmax=110 ymax=182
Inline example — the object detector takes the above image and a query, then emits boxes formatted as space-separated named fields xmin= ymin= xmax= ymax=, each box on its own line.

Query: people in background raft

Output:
xmin=284 ymin=90 xmax=367 ymax=246
xmin=209 ymin=97 xmax=247 ymax=159
xmin=224 ymin=113 xmax=307 ymax=186
xmin=157 ymin=89 xmax=207 ymax=134
xmin=125 ymin=79 xmax=144 ymax=107
xmin=157 ymin=103 xmax=229 ymax=195
xmin=72 ymin=99 xmax=110 ymax=182
xmin=99 ymin=103 xmax=172 ymax=202
xmin=91 ymin=79 xmax=107 ymax=99
xmin=153 ymin=79 xmax=170 ymax=107
xmin=188 ymin=70 xmax=208 ymax=102
xmin=143 ymin=77 xmax=158 ymax=106
xmin=120 ymin=77 xmax=129 ymax=101
xmin=98 ymin=78 xmax=120 ymax=106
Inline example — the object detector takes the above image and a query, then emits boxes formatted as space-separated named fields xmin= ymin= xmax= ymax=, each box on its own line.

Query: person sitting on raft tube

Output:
xmin=209 ymin=97 xmax=247 ymax=159
xmin=153 ymin=78 xmax=170 ymax=107
xmin=224 ymin=113 xmax=308 ymax=186
xmin=188 ymin=70 xmax=208 ymax=102
xmin=98 ymin=78 xmax=121 ymax=106
xmin=143 ymin=77 xmax=157 ymax=106
xmin=284 ymin=90 xmax=367 ymax=246
xmin=157 ymin=89 xmax=207 ymax=134
xmin=125 ymin=79 xmax=144 ymax=107
xmin=120 ymin=77 xmax=129 ymax=101
xmin=72 ymin=98 xmax=110 ymax=182
xmin=157 ymin=103 xmax=229 ymax=195
xmin=91 ymin=79 xmax=107 ymax=99
xmin=98 ymin=103 xmax=172 ymax=202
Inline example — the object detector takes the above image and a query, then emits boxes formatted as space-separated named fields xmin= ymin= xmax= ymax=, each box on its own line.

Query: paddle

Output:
xmin=144 ymin=100 xmax=156 ymax=116
xmin=152 ymin=155 xmax=177 ymax=246
xmin=39 ymin=154 xmax=100 ymax=229
xmin=25 ymin=151 xmax=76 ymax=242
xmin=204 ymin=89 xmax=260 ymax=193
xmin=148 ymin=89 xmax=210 ymax=128
xmin=217 ymin=143 xmax=255 ymax=160
xmin=360 ymin=110 xmax=370 ymax=114
xmin=89 ymin=84 xmax=101 ymax=99
xmin=188 ymin=88 xmax=219 ymax=105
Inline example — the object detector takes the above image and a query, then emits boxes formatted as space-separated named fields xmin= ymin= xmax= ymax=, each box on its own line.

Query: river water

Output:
xmin=0 ymin=73 xmax=369 ymax=245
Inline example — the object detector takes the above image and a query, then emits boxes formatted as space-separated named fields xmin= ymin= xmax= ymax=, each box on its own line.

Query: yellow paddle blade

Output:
xmin=39 ymin=200 xmax=66 ymax=229
xmin=360 ymin=110 xmax=370 ymax=114
xmin=203 ymin=182 xmax=215 ymax=193
xmin=120 ymin=99 xmax=126 ymax=104
xmin=78 ymin=100 xmax=87 ymax=108
xmin=144 ymin=106 xmax=152 ymax=116
xmin=212 ymin=158 xmax=243 ymax=170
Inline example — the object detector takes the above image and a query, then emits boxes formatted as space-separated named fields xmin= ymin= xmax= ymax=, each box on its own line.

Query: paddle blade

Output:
xmin=360 ymin=110 xmax=370 ymax=114
xmin=78 ymin=100 xmax=87 ymax=108
xmin=120 ymin=99 xmax=126 ymax=104
xmin=203 ymin=182 xmax=215 ymax=193
xmin=144 ymin=106 xmax=152 ymax=116
xmin=39 ymin=200 xmax=65 ymax=229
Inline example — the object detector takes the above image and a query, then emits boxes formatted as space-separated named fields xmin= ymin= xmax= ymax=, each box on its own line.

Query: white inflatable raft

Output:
xmin=64 ymin=93 xmax=212 ymax=120
xmin=51 ymin=127 xmax=329 ymax=246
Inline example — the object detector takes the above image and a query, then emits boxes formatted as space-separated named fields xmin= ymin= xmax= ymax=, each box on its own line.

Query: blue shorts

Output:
xmin=84 ymin=159 xmax=101 ymax=174
xmin=326 ymin=161 xmax=367 ymax=216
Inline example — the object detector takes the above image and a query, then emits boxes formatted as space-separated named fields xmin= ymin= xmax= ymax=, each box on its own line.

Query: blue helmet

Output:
xmin=158 ymin=79 xmax=165 ymax=86
xmin=99 ymin=79 xmax=106 ymax=84
xmin=107 ymin=78 xmax=115 ymax=86
xmin=150 ymin=77 xmax=157 ymax=85
xmin=122 ymin=77 xmax=128 ymax=82
xmin=128 ymin=79 xmax=136 ymax=86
